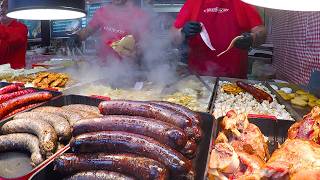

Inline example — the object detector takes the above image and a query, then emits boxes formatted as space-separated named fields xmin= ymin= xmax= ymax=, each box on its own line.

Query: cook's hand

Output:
xmin=181 ymin=21 xmax=202 ymax=38
xmin=234 ymin=32 xmax=253 ymax=50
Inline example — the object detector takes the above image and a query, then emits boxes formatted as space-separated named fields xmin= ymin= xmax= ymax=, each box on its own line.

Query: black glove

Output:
xmin=181 ymin=21 xmax=202 ymax=38
xmin=234 ymin=32 xmax=253 ymax=50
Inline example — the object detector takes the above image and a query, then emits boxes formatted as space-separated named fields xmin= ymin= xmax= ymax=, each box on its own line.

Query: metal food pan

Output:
xmin=267 ymin=81 xmax=318 ymax=120
xmin=208 ymin=117 xmax=297 ymax=179
xmin=64 ymin=76 xmax=217 ymax=113
xmin=27 ymin=95 xmax=216 ymax=180
xmin=210 ymin=77 xmax=299 ymax=121
xmin=0 ymin=95 xmax=102 ymax=180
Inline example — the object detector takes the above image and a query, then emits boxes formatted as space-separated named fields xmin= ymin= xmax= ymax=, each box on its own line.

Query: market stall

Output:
xmin=0 ymin=74 xmax=319 ymax=179
xmin=1 ymin=0 xmax=320 ymax=180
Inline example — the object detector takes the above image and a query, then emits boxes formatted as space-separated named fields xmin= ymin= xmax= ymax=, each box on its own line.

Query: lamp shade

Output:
xmin=241 ymin=0 xmax=320 ymax=11
xmin=7 ymin=0 xmax=86 ymax=20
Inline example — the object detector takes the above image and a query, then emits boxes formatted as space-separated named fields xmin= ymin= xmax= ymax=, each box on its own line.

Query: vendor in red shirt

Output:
xmin=77 ymin=0 xmax=150 ymax=64
xmin=172 ymin=0 xmax=266 ymax=78
xmin=0 ymin=0 xmax=28 ymax=69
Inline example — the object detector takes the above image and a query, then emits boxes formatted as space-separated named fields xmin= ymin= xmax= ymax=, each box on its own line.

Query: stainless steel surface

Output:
xmin=0 ymin=152 xmax=33 ymax=178
xmin=211 ymin=77 xmax=299 ymax=121
xmin=191 ymin=71 xmax=212 ymax=92
xmin=267 ymin=82 xmax=317 ymax=121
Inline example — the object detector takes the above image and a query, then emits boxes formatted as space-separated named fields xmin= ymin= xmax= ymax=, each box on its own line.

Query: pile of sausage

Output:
xmin=0 ymin=104 xmax=101 ymax=166
xmin=54 ymin=100 xmax=203 ymax=180
xmin=0 ymin=84 xmax=54 ymax=119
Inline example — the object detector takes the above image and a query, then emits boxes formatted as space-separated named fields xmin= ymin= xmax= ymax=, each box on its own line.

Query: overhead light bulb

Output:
xmin=7 ymin=0 xmax=86 ymax=20
xmin=241 ymin=0 xmax=320 ymax=11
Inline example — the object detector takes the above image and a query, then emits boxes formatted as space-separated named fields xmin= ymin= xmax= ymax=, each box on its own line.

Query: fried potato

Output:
xmin=291 ymin=97 xmax=308 ymax=107
xmin=281 ymin=94 xmax=293 ymax=101
xmin=221 ymin=84 xmax=244 ymax=95
xmin=58 ymin=78 xmax=68 ymax=87
xmin=50 ymin=78 xmax=63 ymax=87
xmin=308 ymin=95 xmax=318 ymax=102
xmin=296 ymin=90 xmax=308 ymax=95
xmin=309 ymin=101 xmax=317 ymax=108
xmin=288 ymin=93 xmax=296 ymax=99
xmin=298 ymin=95 xmax=309 ymax=101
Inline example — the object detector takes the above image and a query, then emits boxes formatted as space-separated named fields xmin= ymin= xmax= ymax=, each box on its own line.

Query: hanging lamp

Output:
xmin=7 ymin=0 xmax=86 ymax=20
xmin=241 ymin=0 xmax=320 ymax=11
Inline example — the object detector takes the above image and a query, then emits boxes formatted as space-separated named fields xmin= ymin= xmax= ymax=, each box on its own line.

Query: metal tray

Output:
xmin=0 ymin=95 xmax=102 ymax=180
xmin=208 ymin=117 xmax=296 ymax=179
xmin=210 ymin=77 xmax=300 ymax=121
xmin=63 ymin=76 xmax=217 ymax=113
xmin=267 ymin=82 xmax=319 ymax=120
xmin=0 ymin=82 xmax=62 ymax=123
xmin=27 ymin=95 xmax=216 ymax=180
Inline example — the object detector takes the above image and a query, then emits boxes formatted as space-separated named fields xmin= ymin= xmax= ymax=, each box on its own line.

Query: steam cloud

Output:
xmin=66 ymin=3 xmax=181 ymax=88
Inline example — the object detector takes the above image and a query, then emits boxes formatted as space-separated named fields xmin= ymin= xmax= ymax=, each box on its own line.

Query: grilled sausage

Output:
xmin=62 ymin=104 xmax=100 ymax=115
xmin=1 ymin=118 xmax=57 ymax=157
xmin=32 ymin=106 xmax=82 ymax=126
xmin=0 ymin=89 xmax=36 ymax=104
xmin=151 ymin=101 xmax=202 ymax=142
xmin=0 ymin=84 xmax=22 ymax=95
xmin=54 ymin=153 xmax=168 ymax=180
xmin=70 ymin=110 xmax=100 ymax=119
xmin=151 ymin=101 xmax=200 ymax=126
xmin=98 ymin=100 xmax=192 ymax=131
xmin=236 ymin=81 xmax=273 ymax=103
xmin=0 ymin=133 xmax=44 ymax=166
xmin=14 ymin=111 xmax=71 ymax=141
xmin=63 ymin=171 xmax=134 ymax=180
xmin=181 ymin=140 xmax=197 ymax=159
xmin=72 ymin=115 xmax=188 ymax=150
xmin=3 ymin=103 xmax=41 ymax=119
xmin=71 ymin=131 xmax=193 ymax=178
xmin=0 ymin=92 xmax=53 ymax=119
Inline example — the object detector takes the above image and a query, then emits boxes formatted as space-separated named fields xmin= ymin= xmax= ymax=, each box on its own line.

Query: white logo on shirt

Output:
xmin=204 ymin=7 xmax=229 ymax=13
xmin=103 ymin=26 xmax=125 ymax=34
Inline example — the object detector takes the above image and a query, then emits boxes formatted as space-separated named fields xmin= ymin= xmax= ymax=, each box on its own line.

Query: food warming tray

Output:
xmin=64 ymin=75 xmax=217 ymax=113
xmin=16 ymin=95 xmax=217 ymax=180
xmin=210 ymin=77 xmax=301 ymax=121
xmin=0 ymin=95 xmax=103 ymax=180
xmin=267 ymin=81 xmax=318 ymax=120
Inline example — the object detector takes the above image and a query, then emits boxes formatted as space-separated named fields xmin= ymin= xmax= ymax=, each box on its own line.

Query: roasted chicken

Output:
xmin=263 ymin=139 xmax=320 ymax=179
xmin=288 ymin=106 xmax=320 ymax=144
xmin=209 ymin=107 xmax=320 ymax=180
xmin=216 ymin=110 xmax=269 ymax=160
xmin=208 ymin=143 xmax=265 ymax=180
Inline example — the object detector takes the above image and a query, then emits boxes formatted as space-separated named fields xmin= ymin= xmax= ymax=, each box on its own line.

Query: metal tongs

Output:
xmin=160 ymin=63 xmax=212 ymax=94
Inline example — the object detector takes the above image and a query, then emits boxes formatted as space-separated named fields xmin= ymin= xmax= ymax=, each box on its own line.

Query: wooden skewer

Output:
xmin=217 ymin=35 xmax=243 ymax=57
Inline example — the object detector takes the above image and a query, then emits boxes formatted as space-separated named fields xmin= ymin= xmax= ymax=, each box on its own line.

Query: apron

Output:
xmin=188 ymin=0 xmax=248 ymax=78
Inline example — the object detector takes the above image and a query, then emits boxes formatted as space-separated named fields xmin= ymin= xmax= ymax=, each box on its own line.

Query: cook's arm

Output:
xmin=170 ymin=21 xmax=202 ymax=45
xmin=77 ymin=26 xmax=97 ymax=41
xmin=170 ymin=27 xmax=185 ymax=45
xmin=250 ymin=25 xmax=266 ymax=47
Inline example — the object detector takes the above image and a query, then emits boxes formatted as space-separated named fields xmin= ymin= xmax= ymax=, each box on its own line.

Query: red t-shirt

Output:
xmin=174 ymin=0 xmax=262 ymax=78
xmin=89 ymin=4 xmax=149 ymax=63
xmin=0 ymin=20 xmax=27 ymax=69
